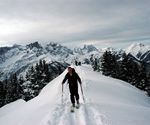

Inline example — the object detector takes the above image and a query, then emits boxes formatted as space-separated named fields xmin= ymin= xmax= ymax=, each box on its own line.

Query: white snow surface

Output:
xmin=0 ymin=65 xmax=150 ymax=125
xmin=0 ymin=99 xmax=26 ymax=118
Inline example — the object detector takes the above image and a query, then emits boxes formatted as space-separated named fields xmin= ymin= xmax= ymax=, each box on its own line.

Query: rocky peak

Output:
xmin=26 ymin=41 xmax=43 ymax=50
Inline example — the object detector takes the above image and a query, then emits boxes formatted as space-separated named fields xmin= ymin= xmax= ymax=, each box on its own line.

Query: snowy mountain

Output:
xmin=0 ymin=42 xmax=102 ymax=81
xmin=73 ymin=45 xmax=100 ymax=64
xmin=74 ymin=45 xmax=99 ymax=55
xmin=125 ymin=43 xmax=150 ymax=63
xmin=0 ymin=42 xmax=74 ymax=81
xmin=1 ymin=42 xmax=149 ymax=80
xmin=0 ymin=65 xmax=150 ymax=125
xmin=1 ymin=42 xmax=149 ymax=81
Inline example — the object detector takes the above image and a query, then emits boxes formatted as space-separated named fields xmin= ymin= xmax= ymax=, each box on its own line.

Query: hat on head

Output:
xmin=68 ymin=65 xmax=74 ymax=69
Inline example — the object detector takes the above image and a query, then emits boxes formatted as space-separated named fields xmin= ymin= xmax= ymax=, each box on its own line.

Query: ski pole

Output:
xmin=62 ymin=83 xmax=63 ymax=98
xmin=61 ymin=83 xmax=64 ymax=104
xmin=80 ymin=83 xmax=85 ymax=102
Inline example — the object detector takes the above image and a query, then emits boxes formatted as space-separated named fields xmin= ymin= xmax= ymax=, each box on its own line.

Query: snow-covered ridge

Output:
xmin=0 ymin=65 xmax=150 ymax=125
xmin=74 ymin=44 xmax=99 ymax=54
xmin=125 ymin=43 xmax=150 ymax=61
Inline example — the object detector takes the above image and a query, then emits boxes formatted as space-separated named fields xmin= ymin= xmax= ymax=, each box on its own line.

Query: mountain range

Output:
xmin=0 ymin=42 xmax=149 ymax=81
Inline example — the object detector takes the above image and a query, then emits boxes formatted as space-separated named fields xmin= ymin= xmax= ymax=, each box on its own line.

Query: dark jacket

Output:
xmin=62 ymin=72 xmax=81 ymax=87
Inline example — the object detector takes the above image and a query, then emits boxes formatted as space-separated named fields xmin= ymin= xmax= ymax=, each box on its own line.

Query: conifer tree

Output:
xmin=101 ymin=51 xmax=111 ymax=76
xmin=101 ymin=51 xmax=118 ymax=77
xmin=136 ymin=63 xmax=147 ymax=90
xmin=0 ymin=81 xmax=4 ymax=107
xmin=93 ymin=58 xmax=99 ymax=71
xmin=119 ymin=53 xmax=129 ymax=81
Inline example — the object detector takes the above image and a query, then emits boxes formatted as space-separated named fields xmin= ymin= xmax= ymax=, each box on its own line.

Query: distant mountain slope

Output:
xmin=0 ymin=42 xmax=101 ymax=80
xmin=0 ymin=42 xmax=149 ymax=81
xmin=74 ymin=44 xmax=99 ymax=54
xmin=125 ymin=43 xmax=150 ymax=63
xmin=0 ymin=42 xmax=73 ymax=80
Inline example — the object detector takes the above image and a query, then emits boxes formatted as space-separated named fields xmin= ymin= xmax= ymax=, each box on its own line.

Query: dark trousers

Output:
xmin=69 ymin=86 xmax=79 ymax=104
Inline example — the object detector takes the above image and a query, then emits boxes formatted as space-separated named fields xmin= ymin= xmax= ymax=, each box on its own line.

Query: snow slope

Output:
xmin=0 ymin=65 xmax=150 ymax=125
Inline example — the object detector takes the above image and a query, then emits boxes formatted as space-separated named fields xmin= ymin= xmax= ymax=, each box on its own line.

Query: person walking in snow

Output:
xmin=62 ymin=67 xmax=82 ymax=108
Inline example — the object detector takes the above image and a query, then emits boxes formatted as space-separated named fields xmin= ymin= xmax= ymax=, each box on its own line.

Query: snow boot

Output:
xmin=72 ymin=103 xmax=75 ymax=107
xmin=70 ymin=103 xmax=75 ymax=112
xmin=76 ymin=100 xmax=80 ymax=109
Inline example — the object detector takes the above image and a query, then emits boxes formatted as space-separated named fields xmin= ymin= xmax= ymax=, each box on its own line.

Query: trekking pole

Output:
xmin=80 ymin=83 xmax=85 ymax=103
xmin=61 ymin=83 xmax=64 ymax=104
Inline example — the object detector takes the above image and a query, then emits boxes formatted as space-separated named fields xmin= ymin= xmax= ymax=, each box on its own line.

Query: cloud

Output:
xmin=0 ymin=0 xmax=150 ymax=48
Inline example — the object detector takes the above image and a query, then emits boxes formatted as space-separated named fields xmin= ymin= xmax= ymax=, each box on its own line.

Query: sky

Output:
xmin=0 ymin=0 xmax=150 ymax=48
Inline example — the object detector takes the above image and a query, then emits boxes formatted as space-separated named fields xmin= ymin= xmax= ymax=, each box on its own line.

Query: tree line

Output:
xmin=0 ymin=60 xmax=67 ymax=107
xmin=91 ymin=51 xmax=150 ymax=95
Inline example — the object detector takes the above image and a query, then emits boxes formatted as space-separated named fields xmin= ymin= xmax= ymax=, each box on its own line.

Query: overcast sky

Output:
xmin=0 ymin=0 xmax=150 ymax=48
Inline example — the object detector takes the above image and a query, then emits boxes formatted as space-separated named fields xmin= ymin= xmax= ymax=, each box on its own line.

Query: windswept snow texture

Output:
xmin=0 ymin=65 xmax=150 ymax=125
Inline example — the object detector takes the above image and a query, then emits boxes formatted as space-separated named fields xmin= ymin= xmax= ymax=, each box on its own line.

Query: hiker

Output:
xmin=62 ymin=67 xmax=82 ymax=107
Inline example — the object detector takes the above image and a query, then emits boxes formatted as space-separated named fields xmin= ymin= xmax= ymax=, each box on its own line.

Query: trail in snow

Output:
xmin=40 ymin=66 xmax=108 ymax=125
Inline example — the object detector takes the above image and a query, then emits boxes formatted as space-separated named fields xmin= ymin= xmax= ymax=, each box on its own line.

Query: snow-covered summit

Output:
xmin=125 ymin=43 xmax=150 ymax=59
xmin=45 ymin=42 xmax=73 ymax=57
xmin=26 ymin=41 xmax=43 ymax=50
xmin=82 ymin=45 xmax=98 ymax=53
xmin=74 ymin=44 xmax=99 ymax=55
xmin=0 ymin=65 xmax=150 ymax=125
